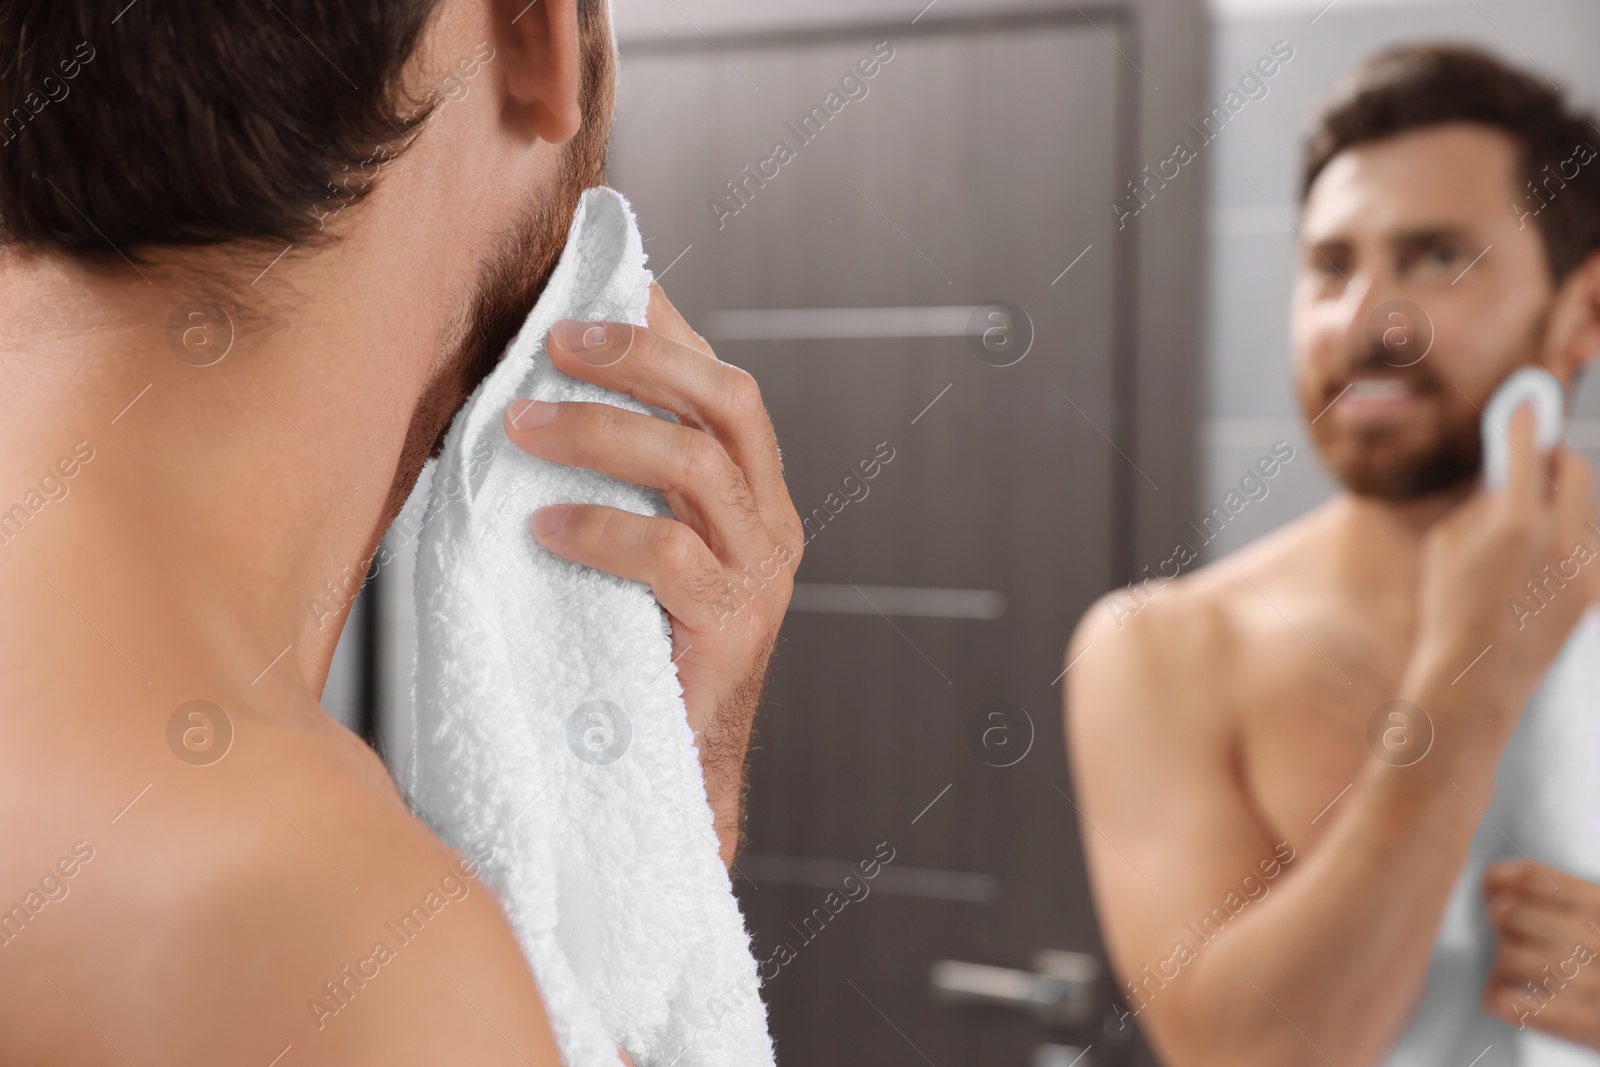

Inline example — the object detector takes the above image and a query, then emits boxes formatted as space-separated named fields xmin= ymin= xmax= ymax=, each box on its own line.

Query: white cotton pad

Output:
xmin=1481 ymin=367 xmax=1564 ymax=492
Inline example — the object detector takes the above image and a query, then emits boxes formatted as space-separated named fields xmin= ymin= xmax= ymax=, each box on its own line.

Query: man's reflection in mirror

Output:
xmin=1068 ymin=44 xmax=1600 ymax=1066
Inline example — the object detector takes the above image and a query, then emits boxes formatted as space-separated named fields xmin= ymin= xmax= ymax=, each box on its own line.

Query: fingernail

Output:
xmin=532 ymin=505 xmax=571 ymax=538
xmin=507 ymin=399 xmax=559 ymax=429
xmin=553 ymin=319 xmax=610 ymax=353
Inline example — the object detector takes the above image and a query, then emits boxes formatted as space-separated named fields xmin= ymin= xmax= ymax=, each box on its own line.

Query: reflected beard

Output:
xmin=1308 ymin=303 xmax=1557 ymax=501
xmin=1316 ymin=413 xmax=1482 ymax=499
xmin=1306 ymin=352 xmax=1486 ymax=499
xmin=1308 ymin=342 xmax=1550 ymax=500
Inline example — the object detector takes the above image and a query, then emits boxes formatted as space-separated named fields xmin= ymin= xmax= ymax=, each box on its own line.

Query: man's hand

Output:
xmin=1405 ymin=405 xmax=1597 ymax=759
xmin=1482 ymin=859 xmax=1600 ymax=1045
xmin=501 ymin=284 xmax=802 ymax=866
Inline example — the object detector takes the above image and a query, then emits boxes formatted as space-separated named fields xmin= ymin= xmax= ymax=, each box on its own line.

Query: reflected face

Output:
xmin=1292 ymin=122 xmax=1557 ymax=498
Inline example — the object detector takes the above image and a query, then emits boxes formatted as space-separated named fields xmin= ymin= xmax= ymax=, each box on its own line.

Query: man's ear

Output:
xmin=495 ymin=0 xmax=582 ymax=144
xmin=1545 ymin=248 xmax=1600 ymax=386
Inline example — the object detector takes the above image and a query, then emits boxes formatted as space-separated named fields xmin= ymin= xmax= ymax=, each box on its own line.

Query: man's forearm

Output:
xmin=698 ymin=675 xmax=756 ymax=869
xmin=1166 ymin=681 xmax=1503 ymax=1067
xmin=697 ymin=651 xmax=770 ymax=869
xmin=703 ymin=752 xmax=749 ymax=869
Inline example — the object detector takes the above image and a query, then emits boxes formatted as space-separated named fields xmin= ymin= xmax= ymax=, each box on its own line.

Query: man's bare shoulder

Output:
xmin=1066 ymin=504 xmax=1336 ymax=721
xmin=0 ymin=696 xmax=559 ymax=1066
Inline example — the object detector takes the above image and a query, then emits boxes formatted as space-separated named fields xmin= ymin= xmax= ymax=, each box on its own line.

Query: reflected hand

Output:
xmin=1482 ymin=859 xmax=1600 ymax=1046
xmin=1407 ymin=406 xmax=1597 ymax=749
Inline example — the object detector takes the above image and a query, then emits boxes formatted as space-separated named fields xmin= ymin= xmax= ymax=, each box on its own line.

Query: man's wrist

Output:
xmin=1390 ymin=659 xmax=1512 ymax=798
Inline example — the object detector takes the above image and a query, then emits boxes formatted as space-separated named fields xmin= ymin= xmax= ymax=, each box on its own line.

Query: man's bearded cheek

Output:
xmin=1321 ymin=408 xmax=1484 ymax=500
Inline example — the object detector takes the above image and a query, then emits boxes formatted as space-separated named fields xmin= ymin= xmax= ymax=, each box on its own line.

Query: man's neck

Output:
xmin=0 ymin=232 xmax=467 ymax=705
xmin=1327 ymin=486 xmax=1471 ymax=604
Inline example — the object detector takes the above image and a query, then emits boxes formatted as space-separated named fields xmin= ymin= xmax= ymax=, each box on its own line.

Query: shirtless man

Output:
xmin=1068 ymin=45 xmax=1600 ymax=1066
xmin=0 ymin=1 xmax=798 ymax=1064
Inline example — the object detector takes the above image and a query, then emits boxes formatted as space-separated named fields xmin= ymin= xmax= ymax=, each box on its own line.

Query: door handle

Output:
xmin=928 ymin=949 xmax=1100 ymax=1028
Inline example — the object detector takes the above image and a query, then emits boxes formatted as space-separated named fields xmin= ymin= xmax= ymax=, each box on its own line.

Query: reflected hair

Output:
xmin=1301 ymin=43 xmax=1600 ymax=285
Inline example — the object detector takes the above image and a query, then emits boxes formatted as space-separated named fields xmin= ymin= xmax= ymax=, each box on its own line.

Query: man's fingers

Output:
xmin=529 ymin=504 xmax=732 ymax=631
xmin=504 ymin=400 xmax=767 ymax=564
xmin=1490 ymin=929 xmax=1582 ymax=978
xmin=1484 ymin=979 xmax=1574 ymax=1036
xmin=544 ymin=316 xmax=797 ymax=539
xmin=1483 ymin=859 xmax=1533 ymax=888
xmin=1484 ymin=955 xmax=1600 ymax=1043
xmin=1492 ymin=896 xmax=1589 ymax=948
xmin=1485 ymin=859 xmax=1587 ymax=900
xmin=1484 ymin=857 xmax=1587 ymax=902
xmin=1503 ymin=401 xmax=1548 ymax=510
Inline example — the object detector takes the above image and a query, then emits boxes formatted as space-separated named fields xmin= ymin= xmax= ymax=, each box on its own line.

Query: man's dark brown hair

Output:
xmin=0 ymin=0 xmax=444 ymax=255
xmin=1302 ymin=43 xmax=1600 ymax=285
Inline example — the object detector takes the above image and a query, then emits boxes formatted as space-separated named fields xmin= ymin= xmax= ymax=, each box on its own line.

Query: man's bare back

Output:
xmin=0 ymin=1 xmax=800 ymax=1060
xmin=0 ymin=600 xmax=562 ymax=1065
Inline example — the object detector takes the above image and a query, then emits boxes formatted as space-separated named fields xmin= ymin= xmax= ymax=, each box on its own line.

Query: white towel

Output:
xmin=1389 ymin=367 xmax=1600 ymax=1065
xmin=1498 ymin=606 xmax=1600 ymax=1065
xmin=406 ymin=186 xmax=775 ymax=1067
xmin=1389 ymin=614 xmax=1600 ymax=1067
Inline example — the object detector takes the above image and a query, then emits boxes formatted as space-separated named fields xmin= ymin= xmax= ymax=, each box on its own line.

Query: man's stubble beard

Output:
xmin=376 ymin=11 xmax=616 ymax=538
xmin=1306 ymin=308 xmax=1553 ymax=501
xmin=1307 ymin=353 xmax=1483 ymax=499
